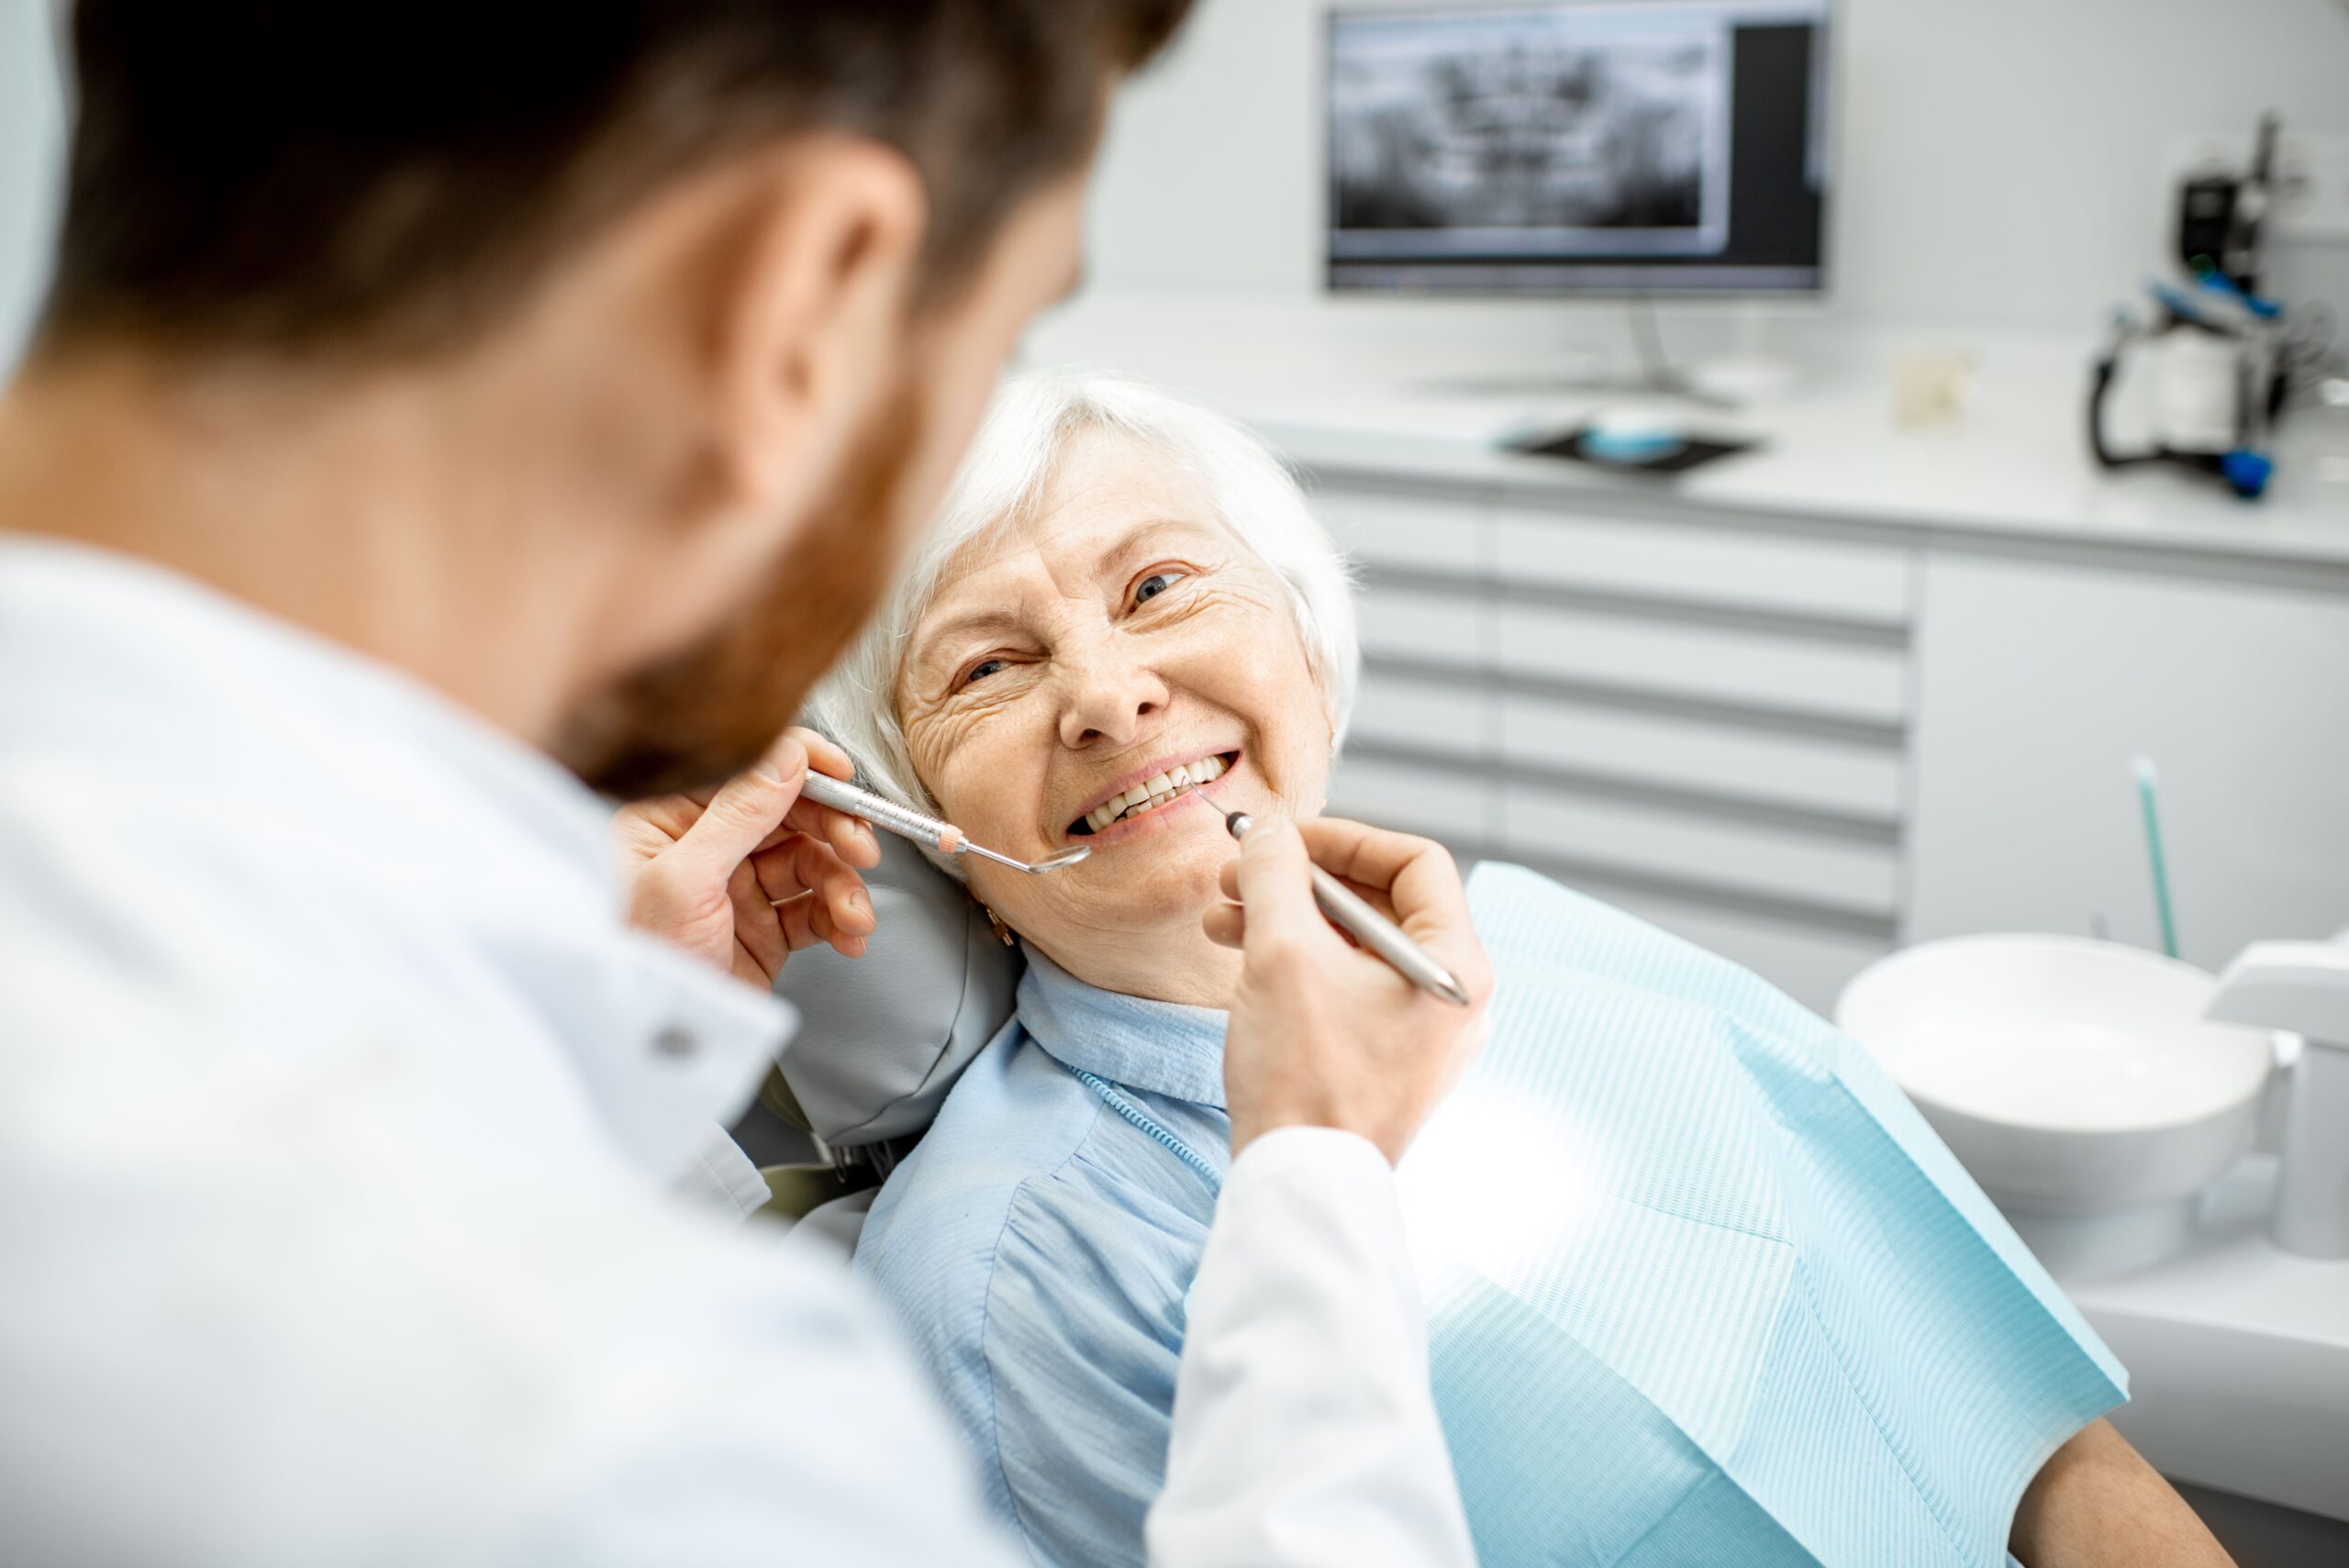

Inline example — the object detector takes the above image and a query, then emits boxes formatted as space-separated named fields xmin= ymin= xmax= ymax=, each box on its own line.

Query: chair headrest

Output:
xmin=771 ymin=831 xmax=1023 ymax=1146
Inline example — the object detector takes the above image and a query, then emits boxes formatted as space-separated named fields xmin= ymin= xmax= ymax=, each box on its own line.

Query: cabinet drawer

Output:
xmin=1495 ymin=603 xmax=1909 ymax=725
xmin=1499 ymin=693 xmax=1904 ymax=821
xmin=1315 ymin=484 xmax=1482 ymax=573
xmin=1353 ymin=664 xmax=1487 ymax=751
xmin=1359 ymin=583 xmax=1482 ymax=664
xmin=1327 ymin=754 xmax=1487 ymax=850
xmin=1495 ymin=504 xmax=1911 ymax=625
xmin=1500 ymin=783 xmax=1900 ymax=916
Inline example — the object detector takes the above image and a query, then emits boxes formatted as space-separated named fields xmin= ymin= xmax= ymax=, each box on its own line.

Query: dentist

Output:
xmin=0 ymin=5 xmax=1486 ymax=1566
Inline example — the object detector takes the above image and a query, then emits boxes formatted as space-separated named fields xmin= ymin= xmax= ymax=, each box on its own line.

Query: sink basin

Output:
xmin=1837 ymin=935 xmax=2276 ymax=1277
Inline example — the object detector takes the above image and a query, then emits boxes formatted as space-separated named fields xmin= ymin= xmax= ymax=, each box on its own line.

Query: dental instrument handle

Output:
xmin=1223 ymin=811 xmax=1472 ymax=1007
xmin=797 ymin=769 xmax=969 ymax=855
xmin=796 ymin=768 xmax=1091 ymax=875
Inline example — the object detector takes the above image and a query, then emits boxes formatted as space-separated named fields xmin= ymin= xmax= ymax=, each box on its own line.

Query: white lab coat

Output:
xmin=0 ymin=538 xmax=1475 ymax=1568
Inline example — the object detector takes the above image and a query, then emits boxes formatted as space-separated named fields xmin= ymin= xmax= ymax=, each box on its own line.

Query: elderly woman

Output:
xmin=808 ymin=374 xmax=2231 ymax=1568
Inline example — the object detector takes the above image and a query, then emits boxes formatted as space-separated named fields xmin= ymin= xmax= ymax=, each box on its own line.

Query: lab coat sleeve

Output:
xmin=1147 ymin=1127 xmax=1477 ymax=1568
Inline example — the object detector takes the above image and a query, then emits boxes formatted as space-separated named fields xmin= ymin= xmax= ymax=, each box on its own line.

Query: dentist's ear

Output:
xmin=699 ymin=135 xmax=928 ymax=528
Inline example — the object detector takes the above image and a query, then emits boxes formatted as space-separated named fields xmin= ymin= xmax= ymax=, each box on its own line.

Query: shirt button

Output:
xmin=651 ymin=1025 xmax=697 ymax=1062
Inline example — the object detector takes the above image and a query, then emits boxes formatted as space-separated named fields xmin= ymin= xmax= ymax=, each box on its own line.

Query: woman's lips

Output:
xmin=1063 ymin=751 xmax=1240 ymax=844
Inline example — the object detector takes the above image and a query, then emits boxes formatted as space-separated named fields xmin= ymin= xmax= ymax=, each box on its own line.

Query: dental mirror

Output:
xmin=962 ymin=842 xmax=1093 ymax=875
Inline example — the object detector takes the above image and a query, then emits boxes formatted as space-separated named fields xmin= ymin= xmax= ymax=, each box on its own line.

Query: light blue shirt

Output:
xmin=854 ymin=951 xmax=1233 ymax=1565
xmin=856 ymin=867 xmax=2126 ymax=1568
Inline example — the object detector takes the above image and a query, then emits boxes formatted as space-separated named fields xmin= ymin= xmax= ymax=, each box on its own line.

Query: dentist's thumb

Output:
xmin=1230 ymin=816 xmax=1342 ymax=962
xmin=668 ymin=737 xmax=808 ymax=886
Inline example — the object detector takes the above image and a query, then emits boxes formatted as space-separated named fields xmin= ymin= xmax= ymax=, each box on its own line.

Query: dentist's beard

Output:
xmin=555 ymin=375 xmax=922 ymax=800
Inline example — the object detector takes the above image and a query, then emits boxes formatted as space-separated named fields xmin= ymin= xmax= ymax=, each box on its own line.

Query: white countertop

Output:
xmin=1022 ymin=293 xmax=2349 ymax=573
xmin=2064 ymin=1155 xmax=2349 ymax=1521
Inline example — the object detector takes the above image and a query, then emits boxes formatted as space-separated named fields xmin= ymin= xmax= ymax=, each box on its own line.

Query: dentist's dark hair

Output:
xmin=39 ymin=0 xmax=1191 ymax=358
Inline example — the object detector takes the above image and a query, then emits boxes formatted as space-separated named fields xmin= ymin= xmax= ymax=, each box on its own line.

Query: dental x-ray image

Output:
xmin=1330 ymin=5 xmax=1731 ymax=259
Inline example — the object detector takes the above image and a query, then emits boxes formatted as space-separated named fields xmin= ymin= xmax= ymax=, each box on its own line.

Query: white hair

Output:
xmin=807 ymin=370 xmax=1360 ymax=879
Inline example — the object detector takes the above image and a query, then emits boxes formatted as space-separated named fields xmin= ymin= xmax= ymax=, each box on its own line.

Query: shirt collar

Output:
xmin=0 ymin=537 xmax=794 ymax=1184
xmin=1015 ymin=946 xmax=1230 ymax=1109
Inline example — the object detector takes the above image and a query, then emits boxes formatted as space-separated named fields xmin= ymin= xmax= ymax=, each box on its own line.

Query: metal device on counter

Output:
xmin=2176 ymin=112 xmax=2277 ymax=296
xmin=2088 ymin=111 xmax=2349 ymax=501
xmin=2088 ymin=271 xmax=2288 ymax=500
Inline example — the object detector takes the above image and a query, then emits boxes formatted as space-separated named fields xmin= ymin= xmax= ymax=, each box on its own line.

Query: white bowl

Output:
xmin=1837 ymin=936 xmax=2274 ymax=1274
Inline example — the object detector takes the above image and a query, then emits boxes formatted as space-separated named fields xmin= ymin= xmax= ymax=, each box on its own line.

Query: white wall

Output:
xmin=1086 ymin=0 xmax=2349 ymax=333
xmin=5 ymin=2 xmax=2343 ymax=352
xmin=0 ymin=0 xmax=62 ymax=373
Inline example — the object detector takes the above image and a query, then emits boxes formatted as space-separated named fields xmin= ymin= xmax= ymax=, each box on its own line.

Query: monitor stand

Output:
xmin=1416 ymin=299 xmax=1744 ymax=410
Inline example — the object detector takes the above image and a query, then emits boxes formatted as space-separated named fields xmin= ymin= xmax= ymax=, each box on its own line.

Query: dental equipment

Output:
xmin=798 ymin=771 xmax=1091 ymax=875
xmin=2134 ymin=756 xmax=2180 ymax=959
xmin=1189 ymin=786 xmax=1471 ymax=1007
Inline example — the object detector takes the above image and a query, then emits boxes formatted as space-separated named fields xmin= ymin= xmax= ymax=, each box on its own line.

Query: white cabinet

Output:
xmin=1496 ymin=693 xmax=1906 ymax=819
xmin=1316 ymin=483 xmax=1486 ymax=575
xmin=1490 ymin=602 xmax=1909 ymax=723
xmin=1907 ymin=558 xmax=2349 ymax=967
xmin=1492 ymin=504 xmax=1911 ymax=624
xmin=1322 ymin=477 xmax=1915 ymax=1014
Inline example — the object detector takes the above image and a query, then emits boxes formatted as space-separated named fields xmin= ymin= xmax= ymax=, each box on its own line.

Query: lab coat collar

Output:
xmin=0 ymin=536 xmax=794 ymax=1184
xmin=1016 ymin=945 xmax=1230 ymax=1108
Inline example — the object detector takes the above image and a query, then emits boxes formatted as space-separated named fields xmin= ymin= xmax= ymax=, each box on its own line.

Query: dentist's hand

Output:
xmin=1205 ymin=817 xmax=1493 ymax=1164
xmin=614 ymin=728 xmax=883 ymax=989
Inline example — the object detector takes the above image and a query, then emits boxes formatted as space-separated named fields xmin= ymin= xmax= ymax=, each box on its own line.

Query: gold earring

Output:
xmin=985 ymin=906 xmax=1016 ymax=948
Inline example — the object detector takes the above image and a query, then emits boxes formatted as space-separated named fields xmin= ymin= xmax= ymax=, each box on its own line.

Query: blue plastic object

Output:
xmin=2221 ymin=449 xmax=2275 ymax=499
xmin=2192 ymin=268 xmax=2284 ymax=320
xmin=1401 ymin=864 xmax=2128 ymax=1568
xmin=1582 ymin=413 xmax=1690 ymax=463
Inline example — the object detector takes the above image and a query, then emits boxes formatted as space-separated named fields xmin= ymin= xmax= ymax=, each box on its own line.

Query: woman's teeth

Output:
xmin=1080 ymin=753 xmax=1230 ymax=834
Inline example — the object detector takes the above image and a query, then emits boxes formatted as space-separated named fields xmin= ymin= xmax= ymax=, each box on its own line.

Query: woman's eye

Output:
xmin=1133 ymin=570 xmax=1188 ymax=606
xmin=963 ymin=658 xmax=1008 ymax=686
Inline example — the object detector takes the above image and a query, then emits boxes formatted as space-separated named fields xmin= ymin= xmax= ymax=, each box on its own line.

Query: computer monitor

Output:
xmin=1327 ymin=0 xmax=1833 ymax=295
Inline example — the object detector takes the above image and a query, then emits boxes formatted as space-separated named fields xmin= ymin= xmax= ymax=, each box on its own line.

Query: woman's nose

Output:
xmin=1057 ymin=644 xmax=1170 ymax=750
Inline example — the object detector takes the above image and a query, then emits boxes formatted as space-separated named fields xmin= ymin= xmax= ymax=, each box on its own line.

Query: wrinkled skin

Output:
xmin=896 ymin=426 xmax=1335 ymax=1006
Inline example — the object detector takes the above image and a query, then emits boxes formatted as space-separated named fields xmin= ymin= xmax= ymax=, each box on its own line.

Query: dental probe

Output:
xmin=1191 ymin=787 xmax=1471 ymax=1007
xmin=797 ymin=770 xmax=1092 ymax=875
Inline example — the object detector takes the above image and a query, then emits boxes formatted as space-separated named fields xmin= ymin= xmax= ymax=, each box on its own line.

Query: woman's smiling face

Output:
xmin=895 ymin=425 xmax=1333 ymax=992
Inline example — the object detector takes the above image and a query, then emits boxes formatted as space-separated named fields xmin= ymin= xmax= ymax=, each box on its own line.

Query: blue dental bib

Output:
xmin=1406 ymin=864 xmax=2127 ymax=1567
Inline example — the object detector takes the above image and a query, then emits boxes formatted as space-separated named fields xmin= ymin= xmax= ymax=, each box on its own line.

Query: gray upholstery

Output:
xmin=771 ymin=832 xmax=1024 ymax=1147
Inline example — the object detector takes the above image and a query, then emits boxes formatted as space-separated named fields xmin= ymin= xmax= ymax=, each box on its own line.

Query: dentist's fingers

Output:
xmin=651 ymin=730 xmax=879 ymax=871
xmin=1217 ymin=854 xmax=1398 ymax=924
xmin=796 ymin=800 xmax=883 ymax=868
xmin=662 ymin=735 xmax=815 ymax=889
xmin=1229 ymin=817 xmax=1351 ymax=964
xmin=767 ymin=891 xmax=869 ymax=961
xmin=782 ymin=729 xmax=881 ymax=867
xmin=1291 ymin=817 xmax=1486 ymax=990
xmin=751 ymin=835 xmax=874 ymax=955
xmin=797 ymin=728 xmax=854 ymax=783
xmin=618 ymin=730 xmax=879 ymax=982
xmin=729 ymin=857 xmax=791 ymax=984
xmin=1202 ymin=897 xmax=1246 ymax=950
xmin=1218 ymin=813 xmax=1493 ymax=1163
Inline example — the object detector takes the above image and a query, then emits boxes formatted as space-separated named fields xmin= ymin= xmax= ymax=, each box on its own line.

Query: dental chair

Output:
xmin=738 ymin=832 xmax=1023 ymax=1251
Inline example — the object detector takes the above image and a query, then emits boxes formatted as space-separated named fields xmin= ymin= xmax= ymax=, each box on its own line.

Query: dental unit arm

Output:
xmin=2207 ymin=940 xmax=2349 ymax=1259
